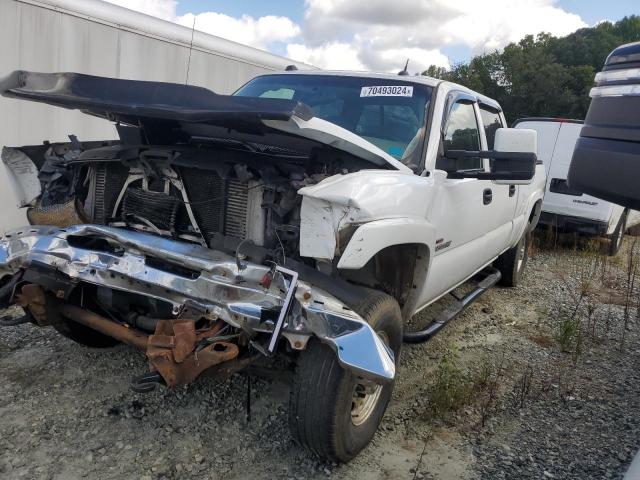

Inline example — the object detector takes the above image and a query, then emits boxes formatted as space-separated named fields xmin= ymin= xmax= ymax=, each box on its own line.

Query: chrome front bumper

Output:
xmin=0 ymin=225 xmax=395 ymax=383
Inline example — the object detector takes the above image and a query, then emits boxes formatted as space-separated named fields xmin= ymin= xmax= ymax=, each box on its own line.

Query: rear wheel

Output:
xmin=494 ymin=230 xmax=531 ymax=287
xmin=608 ymin=209 xmax=628 ymax=256
xmin=288 ymin=291 xmax=402 ymax=462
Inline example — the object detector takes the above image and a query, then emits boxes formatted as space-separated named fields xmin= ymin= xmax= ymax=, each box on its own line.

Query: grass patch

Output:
xmin=427 ymin=353 xmax=473 ymax=416
xmin=426 ymin=352 xmax=504 ymax=426
xmin=557 ymin=316 xmax=581 ymax=353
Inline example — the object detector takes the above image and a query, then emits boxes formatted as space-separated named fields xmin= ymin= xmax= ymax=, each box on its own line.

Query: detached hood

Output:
xmin=0 ymin=70 xmax=407 ymax=171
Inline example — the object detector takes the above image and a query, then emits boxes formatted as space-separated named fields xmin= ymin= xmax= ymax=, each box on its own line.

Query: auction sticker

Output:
xmin=360 ymin=85 xmax=413 ymax=97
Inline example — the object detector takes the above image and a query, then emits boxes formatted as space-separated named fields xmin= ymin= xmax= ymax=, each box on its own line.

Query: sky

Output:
xmin=104 ymin=0 xmax=638 ymax=73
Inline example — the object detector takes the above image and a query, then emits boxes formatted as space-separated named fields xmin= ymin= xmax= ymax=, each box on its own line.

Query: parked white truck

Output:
xmin=0 ymin=70 xmax=544 ymax=461
xmin=514 ymin=117 xmax=639 ymax=255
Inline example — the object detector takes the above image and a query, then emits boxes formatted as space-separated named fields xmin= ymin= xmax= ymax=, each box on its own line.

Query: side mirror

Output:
xmin=444 ymin=128 xmax=538 ymax=183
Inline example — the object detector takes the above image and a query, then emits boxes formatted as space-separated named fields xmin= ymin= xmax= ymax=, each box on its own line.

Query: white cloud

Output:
xmin=286 ymin=42 xmax=366 ymax=70
xmin=300 ymin=0 xmax=586 ymax=71
xmin=360 ymin=46 xmax=451 ymax=73
xmin=105 ymin=0 xmax=587 ymax=73
xmin=104 ymin=0 xmax=300 ymax=50
xmin=177 ymin=13 xmax=300 ymax=50
xmin=441 ymin=0 xmax=587 ymax=53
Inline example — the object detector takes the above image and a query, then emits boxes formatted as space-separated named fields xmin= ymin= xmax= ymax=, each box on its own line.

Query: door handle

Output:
xmin=509 ymin=185 xmax=516 ymax=197
xmin=483 ymin=188 xmax=493 ymax=205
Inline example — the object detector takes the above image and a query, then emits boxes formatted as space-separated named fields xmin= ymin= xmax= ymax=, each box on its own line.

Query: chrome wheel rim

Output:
xmin=351 ymin=331 xmax=388 ymax=426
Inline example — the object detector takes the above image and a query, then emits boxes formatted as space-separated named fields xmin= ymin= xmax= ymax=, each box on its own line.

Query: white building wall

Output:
xmin=0 ymin=0 xmax=312 ymax=232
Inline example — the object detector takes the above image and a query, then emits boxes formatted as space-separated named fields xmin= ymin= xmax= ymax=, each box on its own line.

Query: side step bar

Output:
xmin=403 ymin=267 xmax=501 ymax=344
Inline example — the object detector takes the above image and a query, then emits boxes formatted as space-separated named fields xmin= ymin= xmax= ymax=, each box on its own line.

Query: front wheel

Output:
xmin=288 ymin=291 xmax=402 ymax=462
xmin=494 ymin=230 xmax=532 ymax=287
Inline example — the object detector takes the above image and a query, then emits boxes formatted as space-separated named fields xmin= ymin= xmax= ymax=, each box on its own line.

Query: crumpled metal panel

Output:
xmin=0 ymin=225 xmax=395 ymax=382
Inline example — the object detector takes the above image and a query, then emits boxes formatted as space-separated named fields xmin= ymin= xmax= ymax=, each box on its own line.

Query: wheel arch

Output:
xmin=527 ymin=198 xmax=543 ymax=232
xmin=337 ymin=218 xmax=434 ymax=319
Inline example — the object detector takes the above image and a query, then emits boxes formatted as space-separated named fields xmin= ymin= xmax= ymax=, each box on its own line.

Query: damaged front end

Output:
xmin=0 ymin=225 xmax=394 ymax=385
xmin=0 ymin=70 xmax=400 ymax=390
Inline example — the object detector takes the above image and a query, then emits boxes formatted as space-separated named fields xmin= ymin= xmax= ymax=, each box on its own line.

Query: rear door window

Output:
xmin=479 ymin=107 xmax=503 ymax=149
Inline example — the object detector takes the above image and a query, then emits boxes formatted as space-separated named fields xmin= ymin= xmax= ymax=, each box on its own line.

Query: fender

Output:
xmin=298 ymin=171 xmax=434 ymax=261
xmin=508 ymin=192 xmax=543 ymax=249
xmin=507 ymin=164 xmax=545 ymax=248
xmin=337 ymin=217 xmax=436 ymax=270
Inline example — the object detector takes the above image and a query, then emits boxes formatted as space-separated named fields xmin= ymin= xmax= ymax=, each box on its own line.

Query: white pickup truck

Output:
xmin=0 ymin=70 xmax=545 ymax=461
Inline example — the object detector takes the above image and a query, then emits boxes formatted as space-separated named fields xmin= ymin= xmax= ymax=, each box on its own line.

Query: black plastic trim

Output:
xmin=568 ymin=136 xmax=640 ymax=211
xmin=549 ymin=178 xmax=583 ymax=196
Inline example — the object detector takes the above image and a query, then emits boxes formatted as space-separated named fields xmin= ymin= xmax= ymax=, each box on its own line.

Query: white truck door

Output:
xmin=477 ymin=104 xmax=518 ymax=260
xmin=420 ymin=97 xmax=500 ymax=305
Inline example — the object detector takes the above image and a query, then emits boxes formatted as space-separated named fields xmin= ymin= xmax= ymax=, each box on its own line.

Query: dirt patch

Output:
xmin=527 ymin=333 xmax=555 ymax=348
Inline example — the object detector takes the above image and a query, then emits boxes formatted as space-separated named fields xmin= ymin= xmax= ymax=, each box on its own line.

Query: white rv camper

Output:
xmin=0 ymin=0 xmax=313 ymax=232
xmin=515 ymin=118 xmax=640 ymax=254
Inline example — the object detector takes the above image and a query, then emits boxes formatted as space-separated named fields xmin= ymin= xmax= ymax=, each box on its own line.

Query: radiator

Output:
xmin=91 ymin=164 xmax=261 ymax=244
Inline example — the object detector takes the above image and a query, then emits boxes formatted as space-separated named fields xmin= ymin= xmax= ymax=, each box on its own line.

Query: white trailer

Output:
xmin=0 ymin=0 xmax=312 ymax=232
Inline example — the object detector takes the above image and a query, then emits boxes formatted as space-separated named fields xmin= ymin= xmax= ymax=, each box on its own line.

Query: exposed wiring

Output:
xmin=274 ymin=228 xmax=287 ymax=267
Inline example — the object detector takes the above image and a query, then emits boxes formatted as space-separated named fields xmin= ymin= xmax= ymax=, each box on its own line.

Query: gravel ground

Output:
xmin=1 ymin=237 xmax=639 ymax=479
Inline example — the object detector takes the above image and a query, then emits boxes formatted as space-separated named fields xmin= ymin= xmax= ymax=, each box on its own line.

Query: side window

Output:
xmin=437 ymin=101 xmax=482 ymax=171
xmin=479 ymin=107 xmax=504 ymax=150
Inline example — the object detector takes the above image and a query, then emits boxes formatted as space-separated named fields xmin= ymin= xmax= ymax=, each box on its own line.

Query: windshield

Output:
xmin=234 ymin=74 xmax=432 ymax=169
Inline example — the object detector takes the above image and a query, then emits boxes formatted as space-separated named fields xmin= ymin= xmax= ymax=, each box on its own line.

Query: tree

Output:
xmin=422 ymin=16 xmax=640 ymax=124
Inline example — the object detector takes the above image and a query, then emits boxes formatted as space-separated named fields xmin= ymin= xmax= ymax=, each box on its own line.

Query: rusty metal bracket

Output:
xmin=147 ymin=319 xmax=239 ymax=387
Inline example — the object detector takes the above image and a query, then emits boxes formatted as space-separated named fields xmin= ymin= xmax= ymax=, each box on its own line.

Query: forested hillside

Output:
xmin=423 ymin=16 xmax=640 ymax=124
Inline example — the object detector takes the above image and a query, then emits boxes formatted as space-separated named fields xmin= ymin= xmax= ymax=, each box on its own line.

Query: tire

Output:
xmin=54 ymin=318 xmax=121 ymax=348
xmin=494 ymin=230 xmax=531 ymax=287
xmin=608 ymin=209 xmax=628 ymax=256
xmin=288 ymin=291 xmax=402 ymax=462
